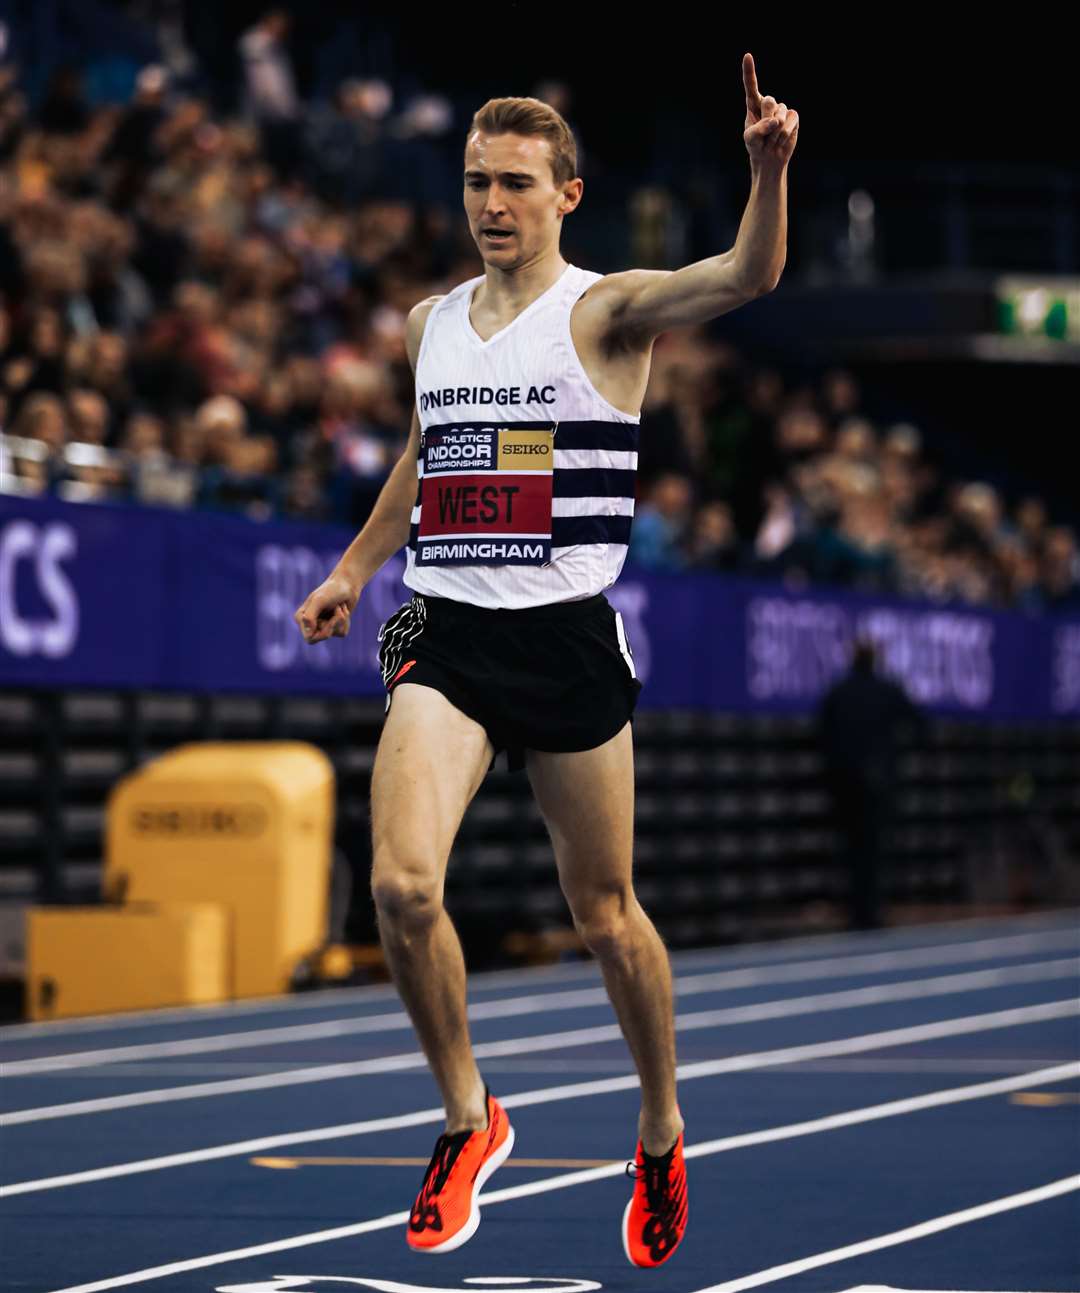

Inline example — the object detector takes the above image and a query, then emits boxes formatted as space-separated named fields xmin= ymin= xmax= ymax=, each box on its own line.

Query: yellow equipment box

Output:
xmin=105 ymin=742 xmax=335 ymax=998
xmin=26 ymin=903 xmax=228 ymax=1020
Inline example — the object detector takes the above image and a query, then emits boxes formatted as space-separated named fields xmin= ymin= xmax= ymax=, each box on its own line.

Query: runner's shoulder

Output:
xmin=406 ymin=295 xmax=446 ymax=368
xmin=582 ymin=269 xmax=669 ymax=309
xmin=574 ymin=270 xmax=670 ymax=345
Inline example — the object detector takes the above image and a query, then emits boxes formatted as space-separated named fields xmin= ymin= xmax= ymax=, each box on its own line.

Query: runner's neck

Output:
xmin=471 ymin=254 xmax=569 ymax=331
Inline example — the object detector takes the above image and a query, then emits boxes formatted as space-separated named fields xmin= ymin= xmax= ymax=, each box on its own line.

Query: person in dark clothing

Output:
xmin=817 ymin=640 xmax=925 ymax=929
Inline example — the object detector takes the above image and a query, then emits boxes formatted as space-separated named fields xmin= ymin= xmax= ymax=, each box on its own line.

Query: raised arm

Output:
xmin=603 ymin=53 xmax=799 ymax=343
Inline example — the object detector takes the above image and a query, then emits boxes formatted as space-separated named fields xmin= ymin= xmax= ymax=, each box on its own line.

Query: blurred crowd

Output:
xmin=630 ymin=339 xmax=1080 ymax=611
xmin=1 ymin=15 xmax=1077 ymax=613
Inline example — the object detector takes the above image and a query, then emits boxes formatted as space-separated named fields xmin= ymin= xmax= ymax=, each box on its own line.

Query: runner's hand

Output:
xmin=295 ymin=572 xmax=359 ymax=645
xmin=742 ymin=53 xmax=799 ymax=169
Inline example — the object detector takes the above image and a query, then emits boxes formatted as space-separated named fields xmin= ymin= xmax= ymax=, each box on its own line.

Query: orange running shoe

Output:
xmin=406 ymin=1087 xmax=514 ymax=1253
xmin=622 ymin=1130 xmax=688 ymax=1267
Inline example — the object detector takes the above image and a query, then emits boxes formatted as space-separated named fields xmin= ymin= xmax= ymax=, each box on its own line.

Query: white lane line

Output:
xmin=677 ymin=1063 xmax=1080 ymax=1157
xmin=13 ymin=940 xmax=1080 ymax=1077
xmin=20 ymin=941 xmax=1080 ymax=1077
xmin=35 ymin=1072 xmax=1080 ymax=1292
xmin=7 ymin=934 xmax=1077 ymax=1076
xmin=4 ymin=913 xmax=1075 ymax=1044
xmin=688 ymin=1175 xmax=1080 ymax=1292
xmin=3 ymin=958 xmax=1076 ymax=1122
xmin=21 ymin=1054 xmax=1078 ymax=1080
xmin=4 ymin=1000 xmax=1076 ymax=1195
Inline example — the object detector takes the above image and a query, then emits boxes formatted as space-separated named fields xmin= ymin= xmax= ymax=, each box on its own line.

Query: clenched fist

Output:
xmin=294 ymin=571 xmax=359 ymax=645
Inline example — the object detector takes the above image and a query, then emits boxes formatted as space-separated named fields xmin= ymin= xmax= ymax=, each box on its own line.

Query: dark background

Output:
xmin=3 ymin=1 xmax=1066 ymax=165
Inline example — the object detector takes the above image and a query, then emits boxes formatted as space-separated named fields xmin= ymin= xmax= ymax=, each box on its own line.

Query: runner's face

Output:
xmin=464 ymin=132 xmax=572 ymax=268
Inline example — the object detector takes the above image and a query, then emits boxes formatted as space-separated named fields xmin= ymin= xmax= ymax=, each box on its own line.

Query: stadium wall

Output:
xmin=2 ymin=495 xmax=1078 ymax=721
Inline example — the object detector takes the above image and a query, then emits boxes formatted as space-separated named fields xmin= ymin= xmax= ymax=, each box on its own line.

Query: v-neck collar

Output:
xmin=463 ymin=264 xmax=573 ymax=348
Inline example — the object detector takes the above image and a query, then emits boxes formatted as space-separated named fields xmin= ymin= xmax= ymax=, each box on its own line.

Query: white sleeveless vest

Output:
xmin=403 ymin=263 xmax=640 ymax=609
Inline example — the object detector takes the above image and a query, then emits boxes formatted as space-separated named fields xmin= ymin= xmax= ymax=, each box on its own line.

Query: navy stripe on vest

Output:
xmin=422 ymin=419 xmax=638 ymax=453
xmin=553 ymin=468 xmax=636 ymax=499
xmin=552 ymin=515 xmax=633 ymax=547
xmin=554 ymin=421 xmax=639 ymax=453
xmin=408 ymin=514 xmax=633 ymax=551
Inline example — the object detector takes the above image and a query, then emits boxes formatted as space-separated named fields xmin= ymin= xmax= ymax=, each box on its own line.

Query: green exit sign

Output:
xmin=996 ymin=276 xmax=1080 ymax=341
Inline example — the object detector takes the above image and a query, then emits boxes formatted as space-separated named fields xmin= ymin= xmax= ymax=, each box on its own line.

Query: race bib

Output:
xmin=416 ymin=425 xmax=555 ymax=566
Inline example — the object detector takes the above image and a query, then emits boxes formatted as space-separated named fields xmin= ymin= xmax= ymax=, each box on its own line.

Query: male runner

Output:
xmin=295 ymin=53 xmax=798 ymax=1268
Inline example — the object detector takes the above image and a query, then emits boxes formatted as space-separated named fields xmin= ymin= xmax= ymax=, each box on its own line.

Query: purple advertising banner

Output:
xmin=2 ymin=495 xmax=1078 ymax=720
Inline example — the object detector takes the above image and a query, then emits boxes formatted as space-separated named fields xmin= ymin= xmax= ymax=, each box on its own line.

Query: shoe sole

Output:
xmin=621 ymin=1197 xmax=637 ymax=1265
xmin=622 ymin=1195 xmax=686 ymax=1268
xmin=411 ymin=1121 xmax=516 ymax=1255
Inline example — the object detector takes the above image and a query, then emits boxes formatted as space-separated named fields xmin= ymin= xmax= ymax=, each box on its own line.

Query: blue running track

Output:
xmin=2 ymin=910 xmax=1078 ymax=1293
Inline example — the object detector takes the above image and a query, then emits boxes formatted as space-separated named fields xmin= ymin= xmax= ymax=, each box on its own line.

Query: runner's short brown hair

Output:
xmin=467 ymin=98 xmax=577 ymax=185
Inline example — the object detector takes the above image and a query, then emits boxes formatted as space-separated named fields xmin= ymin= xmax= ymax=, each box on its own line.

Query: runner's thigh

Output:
xmin=525 ymin=722 xmax=635 ymax=909
xmin=371 ymin=682 xmax=495 ymax=897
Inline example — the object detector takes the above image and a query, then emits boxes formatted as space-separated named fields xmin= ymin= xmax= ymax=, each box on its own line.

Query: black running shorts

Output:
xmin=376 ymin=592 xmax=642 ymax=772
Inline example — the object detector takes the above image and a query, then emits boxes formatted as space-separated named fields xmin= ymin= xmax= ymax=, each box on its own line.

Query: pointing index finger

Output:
xmin=743 ymin=52 xmax=762 ymax=116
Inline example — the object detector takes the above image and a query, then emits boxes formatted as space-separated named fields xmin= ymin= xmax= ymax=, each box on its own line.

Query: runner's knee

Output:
xmin=567 ymin=886 xmax=634 ymax=958
xmin=371 ymin=854 xmax=444 ymax=930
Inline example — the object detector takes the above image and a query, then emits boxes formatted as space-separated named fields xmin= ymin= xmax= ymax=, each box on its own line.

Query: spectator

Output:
xmin=239 ymin=10 xmax=299 ymax=125
xmin=629 ymin=473 xmax=694 ymax=572
xmin=132 ymin=174 xmax=191 ymax=303
xmin=313 ymin=360 xmax=400 ymax=524
xmin=1015 ymin=496 xmax=1049 ymax=554
xmin=281 ymin=462 xmax=331 ymax=522
xmin=238 ymin=9 xmax=300 ymax=178
xmin=686 ymin=501 xmax=742 ymax=572
xmin=12 ymin=305 xmax=67 ymax=398
xmin=106 ymin=64 xmax=169 ymax=180
xmin=199 ymin=434 xmax=278 ymax=521
xmin=817 ymin=640 xmax=926 ymax=930
xmin=820 ymin=368 xmax=861 ymax=427
xmin=1041 ymin=528 xmax=1080 ymax=610
xmin=195 ymin=393 xmax=247 ymax=465
xmin=754 ymin=483 xmax=799 ymax=565
xmin=8 ymin=391 xmax=67 ymax=493
xmin=11 ymin=390 xmax=67 ymax=453
xmin=37 ymin=67 xmax=90 ymax=136
xmin=67 ymin=388 xmax=110 ymax=444
xmin=304 ymin=79 xmax=391 ymax=206
xmin=83 ymin=331 xmax=134 ymax=436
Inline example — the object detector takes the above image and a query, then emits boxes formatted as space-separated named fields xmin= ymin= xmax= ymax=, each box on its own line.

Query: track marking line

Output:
xmin=687 ymin=1175 xmax=1080 ymax=1292
xmin=4 ymin=958 xmax=1076 ymax=1123
xmin=213 ymin=1281 xmax=601 ymax=1293
xmin=6 ymin=933 xmax=1078 ymax=1073
xmin=3 ymin=1003 xmax=1076 ymax=1196
xmin=35 ymin=1083 xmax=1080 ymax=1292
xmin=6 ymin=909 xmax=1075 ymax=1041
xmin=249 ymin=1156 xmax=617 ymax=1169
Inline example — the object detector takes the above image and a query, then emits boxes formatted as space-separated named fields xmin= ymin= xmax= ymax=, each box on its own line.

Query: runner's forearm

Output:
xmin=732 ymin=165 xmax=787 ymax=295
xmin=334 ymin=450 xmax=418 ymax=589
